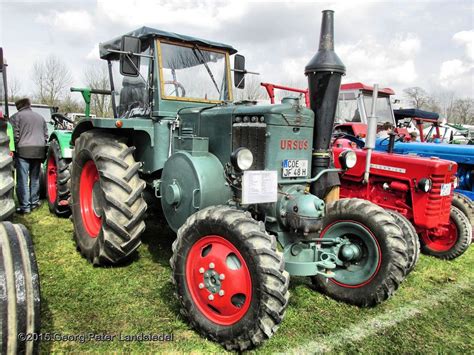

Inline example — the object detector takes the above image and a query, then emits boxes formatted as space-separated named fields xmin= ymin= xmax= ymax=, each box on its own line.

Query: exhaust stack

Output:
xmin=305 ymin=10 xmax=346 ymax=198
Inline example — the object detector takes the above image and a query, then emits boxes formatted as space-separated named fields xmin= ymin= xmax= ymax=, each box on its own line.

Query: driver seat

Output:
xmin=118 ymin=77 xmax=147 ymax=117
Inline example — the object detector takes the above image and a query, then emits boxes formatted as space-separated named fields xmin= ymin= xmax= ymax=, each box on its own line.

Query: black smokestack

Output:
xmin=306 ymin=10 xmax=346 ymax=198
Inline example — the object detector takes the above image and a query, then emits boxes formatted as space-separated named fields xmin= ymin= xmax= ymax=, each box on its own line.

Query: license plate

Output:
xmin=282 ymin=159 xmax=308 ymax=178
xmin=440 ymin=183 xmax=451 ymax=196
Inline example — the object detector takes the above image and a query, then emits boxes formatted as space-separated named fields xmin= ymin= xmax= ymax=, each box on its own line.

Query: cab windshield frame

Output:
xmin=156 ymin=39 xmax=233 ymax=104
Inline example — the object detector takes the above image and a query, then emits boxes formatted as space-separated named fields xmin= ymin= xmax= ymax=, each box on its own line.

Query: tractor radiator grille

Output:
xmin=232 ymin=123 xmax=266 ymax=170
xmin=426 ymin=174 xmax=452 ymax=220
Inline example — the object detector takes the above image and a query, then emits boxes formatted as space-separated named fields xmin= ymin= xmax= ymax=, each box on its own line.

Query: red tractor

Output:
xmin=263 ymin=82 xmax=471 ymax=263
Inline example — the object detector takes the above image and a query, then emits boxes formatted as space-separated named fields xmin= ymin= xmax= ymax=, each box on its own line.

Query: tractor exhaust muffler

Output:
xmin=305 ymin=10 xmax=346 ymax=198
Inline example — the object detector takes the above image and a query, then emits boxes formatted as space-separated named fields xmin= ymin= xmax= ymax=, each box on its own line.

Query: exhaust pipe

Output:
xmin=305 ymin=10 xmax=346 ymax=198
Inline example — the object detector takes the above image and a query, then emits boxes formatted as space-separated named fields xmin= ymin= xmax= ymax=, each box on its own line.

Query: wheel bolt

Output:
xmin=208 ymin=294 xmax=214 ymax=301
xmin=219 ymin=274 xmax=225 ymax=280
xmin=199 ymin=267 xmax=205 ymax=274
xmin=209 ymin=262 xmax=215 ymax=269
xmin=198 ymin=283 xmax=204 ymax=289
xmin=219 ymin=290 xmax=225 ymax=296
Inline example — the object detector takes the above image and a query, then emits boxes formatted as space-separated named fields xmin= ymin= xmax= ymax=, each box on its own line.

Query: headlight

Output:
xmin=418 ymin=178 xmax=432 ymax=193
xmin=453 ymin=176 xmax=459 ymax=189
xmin=339 ymin=150 xmax=357 ymax=169
xmin=231 ymin=148 xmax=254 ymax=171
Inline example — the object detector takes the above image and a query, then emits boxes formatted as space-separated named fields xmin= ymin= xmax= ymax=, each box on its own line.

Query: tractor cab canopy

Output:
xmin=393 ymin=108 xmax=440 ymax=123
xmin=99 ymin=26 xmax=237 ymax=60
xmin=336 ymin=82 xmax=395 ymax=125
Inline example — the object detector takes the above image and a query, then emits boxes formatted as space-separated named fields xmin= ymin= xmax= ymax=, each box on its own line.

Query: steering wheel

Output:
xmin=51 ymin=113 xmax=74 ymax=126
xmin=164 ymin=80 xmax=186 ymax=97
xmin=332 ymin=132 xmax=365 ymax=149
xmin=378 ymin=133 xmax=405 ymax=147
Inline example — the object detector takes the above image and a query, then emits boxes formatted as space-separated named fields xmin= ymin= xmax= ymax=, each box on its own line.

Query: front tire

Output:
xmin=0 ymin=222 xmax=41 ymax=354
xmin=70 ymin=130 xmax=147 ymax=265
xmin=46 ymin=139 xmax=71 ymax=217
xmin=312 ymin=199 xmax=408 ymax=307
xmin=419 ymin=206 xmax=471 ymax=260
xmin=452 ymin=192 xmax=473 ymax=227
xmin=170 ymin=206 xmax=290 ymax=351
xmin=386 ymin=210 xmax=420 ymax=275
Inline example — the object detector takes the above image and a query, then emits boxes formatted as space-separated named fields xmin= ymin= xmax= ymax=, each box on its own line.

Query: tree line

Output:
xmin=8 ymin=55 xmax=474 ymax=124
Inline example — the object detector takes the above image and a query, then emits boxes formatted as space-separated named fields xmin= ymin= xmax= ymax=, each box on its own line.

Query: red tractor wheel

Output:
xmin=312 ymin=199 xmax=408 ymax=307
xmin=46 ymin=140 xmax=71 ymax=217
xmin=419 ymin=206 xmax=471 ymax=260
xmin=70 ymin=130 xmax=147 ymax=265
xmin=170 ymin=205 xmax=289 ymax=351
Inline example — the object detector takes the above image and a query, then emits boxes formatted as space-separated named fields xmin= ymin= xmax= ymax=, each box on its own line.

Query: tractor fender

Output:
xmin=161 ymin=151 xmax=232 ymax=232
xmin=49 ymin=130 xmax=73 ymax=158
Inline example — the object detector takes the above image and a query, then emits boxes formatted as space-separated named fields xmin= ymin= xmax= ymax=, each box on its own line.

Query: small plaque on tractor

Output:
xmin=440 ymin=183 xmax=451 ymax=196
xmin=242 ymin=170 xmax=278 ymax=204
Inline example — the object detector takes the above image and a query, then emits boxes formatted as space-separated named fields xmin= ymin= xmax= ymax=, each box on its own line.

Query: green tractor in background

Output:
xmin=69 ymin=11 xmax=409 ymax=350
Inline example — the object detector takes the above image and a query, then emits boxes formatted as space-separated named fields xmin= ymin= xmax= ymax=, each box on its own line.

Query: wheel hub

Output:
xmin=202 ymin=269 xmax=223 ymax=294
xmin=340 ymin=243 xmax=362 ymax=261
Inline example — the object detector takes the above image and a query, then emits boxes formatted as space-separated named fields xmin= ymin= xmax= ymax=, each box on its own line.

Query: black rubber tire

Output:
xmin=386 ymin=210 xmax=420 ymax=275
xmin=0 ymin=222 xmax=41 ymax=355
xmin=312 ymin=199 xmax=408 ymax=307
xmin=71 ymin=130 xmax=147 ymax=265
xmin=39 ymin=164 xmax=46 ymax=200
xmin=420 ymin=206 xmax=472 ymax=260
xmin=0 ymin=122 xmax=15 ymax=221
xmin=46 ymin=140 xmax=71 ymax=217
xmin=452 ymin=192 xmax=474 ymax=227
xmin=170 ymin=205 xmax=290 ymax=351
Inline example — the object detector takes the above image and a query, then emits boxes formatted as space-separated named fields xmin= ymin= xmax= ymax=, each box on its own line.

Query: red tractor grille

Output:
xmin=426 ymin=174 xmax=452 ymax=222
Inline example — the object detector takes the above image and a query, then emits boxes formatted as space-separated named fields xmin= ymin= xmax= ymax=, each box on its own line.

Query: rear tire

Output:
xmin=46 ymin=139 xmax=71 ymax=217
xmin=452 ymin=192 xmax=473 ymax=227
xmin=419 ymin=206 xmax=471 ymax=260
xmin=70 ymin=130 xmax=147 ymax=265
xmin=0 ymin=222 xmax=41 ymax=355
xmin=0 ymin=122 xmax=14 ymax=221
xmin=312 ymin=199 xmax=407 ymax=307
xmin=171 ymin=205 xmax=289 ymax=351
xmin=386 ymin=210 xmax=420 ymax=275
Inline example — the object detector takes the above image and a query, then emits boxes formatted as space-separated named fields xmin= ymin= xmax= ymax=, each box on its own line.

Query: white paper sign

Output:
xmin=242 ymin=170 xmax=278 ymax=204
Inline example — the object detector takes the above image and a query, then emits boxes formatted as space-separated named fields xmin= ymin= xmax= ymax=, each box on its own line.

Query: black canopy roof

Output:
xmin=394 ymin=108 xmax=439 ymax=121
xmin=99 ymin=26 xmax=237 ymax=60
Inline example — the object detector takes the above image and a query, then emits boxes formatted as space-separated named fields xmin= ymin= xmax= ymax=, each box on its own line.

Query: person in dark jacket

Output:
xmin=9 ymin=98 xmax=48 ymax=214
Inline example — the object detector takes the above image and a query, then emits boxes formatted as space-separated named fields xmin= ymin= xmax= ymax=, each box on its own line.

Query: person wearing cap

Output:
xmin=9 ymin=98 xmax=48 ymax=214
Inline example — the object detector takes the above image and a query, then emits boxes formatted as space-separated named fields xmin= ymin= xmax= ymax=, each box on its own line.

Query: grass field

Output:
xmin=13 ymin=204 xmax=474 ymax=353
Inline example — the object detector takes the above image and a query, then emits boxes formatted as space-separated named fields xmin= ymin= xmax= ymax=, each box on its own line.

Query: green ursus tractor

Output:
xmin=69 ymin=11 xmax=409 ymax=350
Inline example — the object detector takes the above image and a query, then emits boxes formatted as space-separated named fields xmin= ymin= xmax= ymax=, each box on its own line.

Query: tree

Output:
xmin=452 ymin=98 xmax=474 ymax=124
xmin=234 ymin=76 xmax=267 ymax=101
xmin=403 ymin=87 xmax=430 ymax=109
xmin=59 ymin=94 xmax=83 ymax=114
xmin=83 ymin=64 xmax=113 ymax=117
xmin=7 ymin=76 xmax=22 ymax=102
xmin=32 ymin=55 xmax=72 ymax=107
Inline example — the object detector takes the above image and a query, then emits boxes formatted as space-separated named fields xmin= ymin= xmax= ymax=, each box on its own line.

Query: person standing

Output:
xmin=9 ymin=98 xmax=48 ymax=214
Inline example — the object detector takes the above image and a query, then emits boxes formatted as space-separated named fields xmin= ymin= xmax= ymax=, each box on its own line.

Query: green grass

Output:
xmin=13 ymin=205 xmax=474 ymax=353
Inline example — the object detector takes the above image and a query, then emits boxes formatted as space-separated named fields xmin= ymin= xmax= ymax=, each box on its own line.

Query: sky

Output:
xmin=0 ymin=0 xmax=473 ymax=103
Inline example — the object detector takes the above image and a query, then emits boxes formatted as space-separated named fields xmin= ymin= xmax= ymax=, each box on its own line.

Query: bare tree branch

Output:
xmin=32 ymin=55 xmax=72 ymax=106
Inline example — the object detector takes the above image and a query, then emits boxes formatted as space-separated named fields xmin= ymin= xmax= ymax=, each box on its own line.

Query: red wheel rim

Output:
xmin=79 ymin=160 xmax=101 ymax=238
xmin=420 ymin=219 xmax=458 ymax=252
xmin=320 ymin=220 xmax=382 ymax=288
xmin=47 ymin=155 xmax=57 ymax=204
xmin=185 ymin=235 xmax=252 ymax=325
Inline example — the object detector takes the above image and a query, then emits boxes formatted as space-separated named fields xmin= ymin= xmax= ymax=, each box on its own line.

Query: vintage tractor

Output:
xmin=332 ymin=82 xmax=474 ymax=226
xmin=0 ymin=48 xmax=41 ymax=355
xmin=69 ymin=11 xmax=409 ymax=350
xmin=263 ymin=82 xmax=472 ymax=261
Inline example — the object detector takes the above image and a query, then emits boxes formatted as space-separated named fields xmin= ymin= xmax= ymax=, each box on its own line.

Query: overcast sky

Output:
xmin=0 ymin=0 xmax=473 ymax=102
